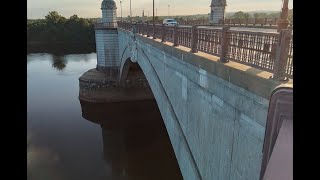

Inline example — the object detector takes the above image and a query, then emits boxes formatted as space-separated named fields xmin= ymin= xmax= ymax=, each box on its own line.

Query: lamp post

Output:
xmin=277 ymin=0 xmax=289 ymax=32
xmin=153 ymin=0 xmax=156 ymax=39
xmin=120 ymin=1 xmax=123 ymax=21
xmin=168 ymin=5 xmax=170 ymax=17
xmin=130 ymin=0 xmax=132 ymax=22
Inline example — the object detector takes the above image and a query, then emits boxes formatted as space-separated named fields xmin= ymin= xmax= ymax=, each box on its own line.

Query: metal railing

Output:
xmin=118 ymin=22 xmax=293 ymax=80
xmin=197 ymin=27 xmax=222 ymax=56
xmin=226 ymin=30 xmax=279 ymax=72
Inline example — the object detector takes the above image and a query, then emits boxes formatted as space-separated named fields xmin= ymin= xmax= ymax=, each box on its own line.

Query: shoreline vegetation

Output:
xmin=27 ymin=11 xmax=96 ymax=54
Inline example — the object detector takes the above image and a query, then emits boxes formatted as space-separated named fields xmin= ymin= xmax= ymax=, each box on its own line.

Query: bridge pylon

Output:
xmin=209 ymin=0 xmax=227 ymax=25
xmin=95 ymin=0 xmax=120 ymax=74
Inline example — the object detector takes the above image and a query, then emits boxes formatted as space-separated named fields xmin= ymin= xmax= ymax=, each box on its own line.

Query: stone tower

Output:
xmin=95 ymin=0 xmax=120 ymax=72
xmin=79 ymin=0 xmax=153 ymax=103
xmin=209 ymin=0 xmax=227 ymax=24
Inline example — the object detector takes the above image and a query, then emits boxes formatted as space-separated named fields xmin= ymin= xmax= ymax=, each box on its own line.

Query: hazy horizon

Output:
xmin=28 ymin=0 xmax=293 ymax=19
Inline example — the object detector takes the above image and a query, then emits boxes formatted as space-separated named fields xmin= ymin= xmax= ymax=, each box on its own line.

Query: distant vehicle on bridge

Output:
xmin=163 ymin=19 xmax=178 ymax=26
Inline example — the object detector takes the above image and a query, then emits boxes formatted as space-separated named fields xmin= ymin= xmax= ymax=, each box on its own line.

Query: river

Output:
xmin=27 ymin=53 xmax=182 ymax=180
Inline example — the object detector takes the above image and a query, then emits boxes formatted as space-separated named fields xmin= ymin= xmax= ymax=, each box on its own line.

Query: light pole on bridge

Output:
xmin=120 ymin=1 xmax=123 ymax=21
xmin=277 ymin=0 xmax=290 ymax=32
xmin=153 ymin=0 xmax=156 ymax=39
xmin=130 ymin=0 xmax=132 ymax=22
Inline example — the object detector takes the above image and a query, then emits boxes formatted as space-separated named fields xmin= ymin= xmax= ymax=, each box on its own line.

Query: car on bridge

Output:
xmin=163 ymin=19 xmax=178 ymax=26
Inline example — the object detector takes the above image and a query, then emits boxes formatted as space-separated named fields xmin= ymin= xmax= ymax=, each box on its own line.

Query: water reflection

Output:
xmin=79 ymin=99 xmax=183 ymax=180
xmin=28 ymin=53 xmax=182 ymax=180
xmin=52 ymin=55 xmax=67 ymax=71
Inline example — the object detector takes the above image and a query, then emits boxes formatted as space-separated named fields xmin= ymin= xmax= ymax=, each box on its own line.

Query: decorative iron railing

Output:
xmin=223 ymin=18 xmax=293 ymax=27
xmin=285 ymin=35 xmax=293 ymax=78
xmin=197 ymin=27 xmax=221 ymax=56
xmin=177 ymin=26 xmax=193 ymax=48
xmin=226 ymin=31 xmax=279 ymax=72
xmin=118 ymin=22 xmax=293 ymax=80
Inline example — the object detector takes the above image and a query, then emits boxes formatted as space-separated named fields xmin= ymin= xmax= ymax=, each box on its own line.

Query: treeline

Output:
xmin=227 ymin=9 xmax=293 ymax=22
xmin=126 ymin=9 xmax=293 ymax=22
xmin=27 ymin=11 xmax=96 ymax=53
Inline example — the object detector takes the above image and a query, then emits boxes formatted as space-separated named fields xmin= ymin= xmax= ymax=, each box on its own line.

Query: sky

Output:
xmin=27 ymin=0 xmax=293 ymax=19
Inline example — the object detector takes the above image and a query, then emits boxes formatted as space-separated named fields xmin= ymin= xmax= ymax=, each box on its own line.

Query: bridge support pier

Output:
xmin=79 ymin=68 xmax=154 ymax=103
xmin=79 ymin=0 xmax=153 ymax=103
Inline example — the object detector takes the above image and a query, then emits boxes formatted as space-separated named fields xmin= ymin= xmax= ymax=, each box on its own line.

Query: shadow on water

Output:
xmin=79 ymin=99 xmax=183 ymax=180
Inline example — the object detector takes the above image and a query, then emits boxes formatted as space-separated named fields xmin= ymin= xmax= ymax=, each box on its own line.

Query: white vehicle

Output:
xmin=163 ymin=19 xmax=178 ymax=26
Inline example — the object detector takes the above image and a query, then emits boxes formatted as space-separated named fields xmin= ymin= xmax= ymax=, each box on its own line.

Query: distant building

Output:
xmin=209 ymin=0 xmax=227 ymax=24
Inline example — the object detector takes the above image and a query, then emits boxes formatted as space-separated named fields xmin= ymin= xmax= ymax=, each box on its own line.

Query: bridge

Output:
xmin=79 ymin=1 xmax=293 ymax=180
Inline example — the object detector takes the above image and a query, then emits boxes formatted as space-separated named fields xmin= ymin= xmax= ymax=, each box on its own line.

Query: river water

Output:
xmin=27 ymin=53 xmax=182 ymax=180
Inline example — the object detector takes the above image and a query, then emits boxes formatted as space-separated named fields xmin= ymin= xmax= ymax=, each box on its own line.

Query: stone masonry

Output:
xmin=210 ymin=0 xmax=227 ymax=24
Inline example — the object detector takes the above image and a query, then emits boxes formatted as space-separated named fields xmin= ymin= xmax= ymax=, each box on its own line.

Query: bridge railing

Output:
xmin=118 ymin=22 xmax=293 ymax=80
xmin=226 ymin=30 xmax=279 ymax=72
xmin=197 ymin=27 xmax=222 ymax=56
xmin=285 ymin=34 xmax=293 ymax=78
xmin=177 ymin=19 xmax=209 ymax=26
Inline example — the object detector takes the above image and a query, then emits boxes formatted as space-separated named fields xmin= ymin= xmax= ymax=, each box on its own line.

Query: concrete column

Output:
xmin=95 ymin=0 xmax=120 ymax=72
xmin=209 ymin=0 xmax=227 ymax=24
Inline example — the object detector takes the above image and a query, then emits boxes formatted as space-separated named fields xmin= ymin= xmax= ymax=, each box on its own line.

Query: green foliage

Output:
xmin=253 ymin=12 xmax=280 ymax=19
xmin=28 ymin=11 xmax=95 ymax=45
xmin=232 ymin=11 xmax=251 ymax=19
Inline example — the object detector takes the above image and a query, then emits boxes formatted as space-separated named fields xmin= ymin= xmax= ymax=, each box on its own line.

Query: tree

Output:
xmin=232 ymin=11 xmax=251 ymax=19
xmin=28 ymin=12 xmax=95 ymax=52
xmin=253 ymin=13 xmax=268 ymax=19
xmin=45 ymin=11 xmax=65 ymax=24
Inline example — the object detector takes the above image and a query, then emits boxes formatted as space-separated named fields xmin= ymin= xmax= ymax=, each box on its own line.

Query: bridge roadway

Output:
xmin=178 ymin=25 xmax=279 ymax=33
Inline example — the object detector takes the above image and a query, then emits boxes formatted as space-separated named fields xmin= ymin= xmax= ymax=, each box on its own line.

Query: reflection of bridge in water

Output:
xmin=79 ymin=99 xmax=183 ymax=180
